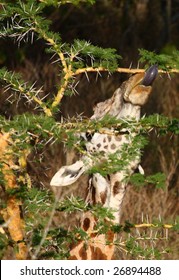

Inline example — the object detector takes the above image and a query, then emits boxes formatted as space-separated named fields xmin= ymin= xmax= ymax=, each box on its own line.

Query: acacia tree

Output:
xmin=0 ymin=0 xmax=178 ymax=260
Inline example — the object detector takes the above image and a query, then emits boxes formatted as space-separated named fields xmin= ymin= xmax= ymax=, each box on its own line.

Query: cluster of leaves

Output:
xmin=139 ymin=48 xmax=179 ymax=71
xmin=0 ymin=112 xmax=178 ymax=186
xmin=0 ymin=1 xmax=120 ymax=72
xmin=25 ymin=195 xmax=178 ymax=259
xmin=70 ymin=39 xmax=121 ymax=71
xmin=125 ymin=237 xmax=162 ymax=260
xmin=130 ymin=172 xmax=167 ymax=190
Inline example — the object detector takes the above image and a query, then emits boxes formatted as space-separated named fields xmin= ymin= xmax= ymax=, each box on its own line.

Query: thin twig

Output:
xmin=74 ymin=67 xmax=179 ymax=76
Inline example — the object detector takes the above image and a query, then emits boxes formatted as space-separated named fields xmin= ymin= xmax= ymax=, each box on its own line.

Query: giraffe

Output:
xmin=50 ymin=65 xmax=158 ymax=260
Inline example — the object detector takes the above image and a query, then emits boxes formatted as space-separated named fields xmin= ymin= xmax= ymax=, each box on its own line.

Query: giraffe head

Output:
xmin=123 ymin=65 xmax=158 ymax=106
xmin=50 ymin=65 xmax=158 ymax=188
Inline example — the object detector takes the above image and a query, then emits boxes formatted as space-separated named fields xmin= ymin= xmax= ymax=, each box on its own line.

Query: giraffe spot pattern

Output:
xmin=90 ymin=246 xmax=108 ymax=260
xmin=114 ymin=135 xmax=122 ymax=142
xmin=85 ymin=133 xmax=128 ymax=154
xmin=110 ymin=143 xmax=116 ymax=150
xmin=69 ymin=255 xmax=78 ymax=260
xmin=107 ymin=230 xmax=115 ymax=243
xmin=113 ymin=181 xmax=123 ymax=196
xmin=100 ymin=191 xmax=107 ymax=204
xmin=82 ymin=217 xmax=90 ymax=231
xmin=79 ymin=246 xmax=88 ymax=260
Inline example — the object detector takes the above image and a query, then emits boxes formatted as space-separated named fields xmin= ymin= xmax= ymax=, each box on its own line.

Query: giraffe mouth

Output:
xmin=133 ymin=65 xmax=158 ymax=88
xmin=123 ymin=65 xmax=158 ymax=101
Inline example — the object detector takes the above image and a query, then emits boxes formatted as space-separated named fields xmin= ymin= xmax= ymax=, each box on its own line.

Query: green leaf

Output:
xmin=139 ymin=49 xmax=179 ymax=71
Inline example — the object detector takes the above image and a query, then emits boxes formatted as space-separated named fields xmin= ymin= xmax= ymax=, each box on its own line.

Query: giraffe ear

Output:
xmin=50 ymin=160 xmax=85 ymax=187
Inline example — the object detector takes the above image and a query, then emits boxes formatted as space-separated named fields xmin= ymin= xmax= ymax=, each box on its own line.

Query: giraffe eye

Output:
xmin=85 ymin=132 xmax=94 ymax=141
xmin=142 ymin=65 xmax=158 ymax=86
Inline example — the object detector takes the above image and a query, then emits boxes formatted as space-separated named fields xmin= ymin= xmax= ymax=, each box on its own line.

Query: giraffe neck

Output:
xmin=69 ymin=171 xmax=129 ymax=260
xmin=69 ymin=212 xmax=115 ymax=260
xmin=69 ymin=128 xmax=141 ymax=260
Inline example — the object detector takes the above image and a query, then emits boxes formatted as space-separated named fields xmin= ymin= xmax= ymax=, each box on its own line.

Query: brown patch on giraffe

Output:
xmin=106 ymin=230 xmax=115 ymax=243
xmin=115 ymin=135 xmax=122 ymax=141
xmin=100 ymin=190 xmax=107 ymax=204
xmin=113 ymin=181 xmax=123 ymax=196
xmin=90 ymin=246 xmax=108 ymax=260
xmin=82 ymin=217 xmax=90 ymax=231
xmin=79 ymin=246 xmax=88 ymax=259
xmin=69 ymin=255 xmax=78 ymax=260
xmin=110 ymin=143 xmax=116 ymax=150
xmin=103 ymin=138 xmax=106 ymax=143
xmin=69 ymin=240 xmax=83 ymax=251
xmin=104 ymin=145 xmax=108 ymax=149
xmin=91 ymin=185 xmax=96 ymax=204
xmin=97 ymin=143 xmax=101 ymax=148
xmin=91 ymin=232 xmax=98 ymax=238
xmin=107 ymin=136 xmax=112 ymax=142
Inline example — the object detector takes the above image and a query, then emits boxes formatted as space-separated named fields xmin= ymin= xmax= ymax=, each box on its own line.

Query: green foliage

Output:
xmin=57 ymin=196 xmax=87 ymax=212
xmin=0 ymin=112 xmax=177 ymax=161
xmin=0 ymin=232 xmax=9 ymax=259
xmin=125 ymin=237 xmax=162 ymax=260
xmin=139 ymin=49 xmax=179 ymax=71
xmin=71 ymin=39 xmax=121 ymax=71
xmin=0 ymin=1 xmax=120 ymax=75
xmin=24 ymin=187 xmax=53 ymax=216
xmin=173 ymin=221 xmax=179 ymax=231
xmin=31 ymin=226 xmax=44 ymax=246
xmin=57 ymin=196 xmax=115 ymax=221
xmin=130 ymin=173 xmax=166 ymax=190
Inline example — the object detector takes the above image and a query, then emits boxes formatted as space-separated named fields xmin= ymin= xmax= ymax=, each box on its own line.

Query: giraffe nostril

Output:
xmin=142 ymin=65 xmax=158 ymax=86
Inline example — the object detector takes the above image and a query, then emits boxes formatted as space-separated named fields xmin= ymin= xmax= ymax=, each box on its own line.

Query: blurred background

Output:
xmin=0 ymin=0 xmax=179 ymax=259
